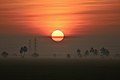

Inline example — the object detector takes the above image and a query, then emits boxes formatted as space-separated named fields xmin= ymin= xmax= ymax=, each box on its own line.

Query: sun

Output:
xmin=51 ymin=30 xmax=64 ymax=42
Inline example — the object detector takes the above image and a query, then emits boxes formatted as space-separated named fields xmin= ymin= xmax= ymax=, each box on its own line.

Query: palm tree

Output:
xmin=77 ymin=49 xmax=81 ymax=57
xmin=23 ymin=46 xmax=28 ymax=53
xmin=20 ymin=46 xmax=28 ymax=58
xmin=1 ymin=51 xmax=8 ymax=58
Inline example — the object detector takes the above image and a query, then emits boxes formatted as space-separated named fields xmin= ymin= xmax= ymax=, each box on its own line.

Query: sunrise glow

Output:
xmin=0 ymin=0 xmax=119 ymax=37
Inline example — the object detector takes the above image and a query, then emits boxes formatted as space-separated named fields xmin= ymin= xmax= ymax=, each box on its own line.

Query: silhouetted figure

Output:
xmin=67 ymin=54 xmax=71 ymax=58
xmin=1 ymin=51 xmax=8 ymax=58
xmin=84 ymin=50 xmax=89 ymax=56
xmin=77 ymin=49 xmax=81 ymax=57
xmin=20 ymin=46 xmax=28 ymax=58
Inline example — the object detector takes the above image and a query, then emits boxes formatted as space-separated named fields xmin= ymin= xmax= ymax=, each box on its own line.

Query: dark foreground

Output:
xmin=0 ymin=58 xmax=120 ymax=80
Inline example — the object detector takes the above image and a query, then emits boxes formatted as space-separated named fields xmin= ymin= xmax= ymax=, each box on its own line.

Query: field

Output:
xmin=0 ymin=57 xmax=120 ymax=80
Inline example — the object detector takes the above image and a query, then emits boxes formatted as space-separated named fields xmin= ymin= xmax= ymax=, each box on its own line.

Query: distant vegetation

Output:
xmin=1 ymin=51 xmax=8 ymax=58
xmin=20 ymin=46 xmax=28 ymax=58
xmin=0 ymin=47 xmax=112 ymax=58
xmin=76 ymin=47 xmax=109 ymax=57
xmin=66 ymin=47 xmax=110 ymax=58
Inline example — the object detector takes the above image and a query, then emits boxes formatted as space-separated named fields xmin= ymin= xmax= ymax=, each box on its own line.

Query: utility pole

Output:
xmin=32 ymin=37 xmax=39 ymax=57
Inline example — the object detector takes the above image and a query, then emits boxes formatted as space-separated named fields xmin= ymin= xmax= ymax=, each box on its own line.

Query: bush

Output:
xmin=1 ymin=51 xmax=8 ymax=58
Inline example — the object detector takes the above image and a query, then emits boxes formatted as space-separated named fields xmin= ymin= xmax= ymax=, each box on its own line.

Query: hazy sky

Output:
xmin=0 ymin=0 xmax=120 ymax=36
xmin=0 ymin=0 xmax=120 ymax=55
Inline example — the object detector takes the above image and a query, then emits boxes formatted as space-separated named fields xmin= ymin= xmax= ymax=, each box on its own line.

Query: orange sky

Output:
xmin=0 ymin=0 xmax=120 ymax=37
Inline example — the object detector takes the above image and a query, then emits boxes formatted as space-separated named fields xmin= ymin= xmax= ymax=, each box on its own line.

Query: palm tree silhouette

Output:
xmin=20 ymin=46 xmax=28 ymax=58
xmin=77 ymin=49 xmax=81 ymax=57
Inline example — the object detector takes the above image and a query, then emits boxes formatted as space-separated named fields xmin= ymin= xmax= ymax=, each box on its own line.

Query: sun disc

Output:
xmin=51 ymin=30 xmax=64 ymax=42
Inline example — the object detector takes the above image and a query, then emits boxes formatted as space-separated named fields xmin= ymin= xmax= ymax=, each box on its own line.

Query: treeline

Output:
xmin=67 ymin=47 xmax=110 ymax=58
xmin=1 ymin=47 xmax=110 ymax=58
